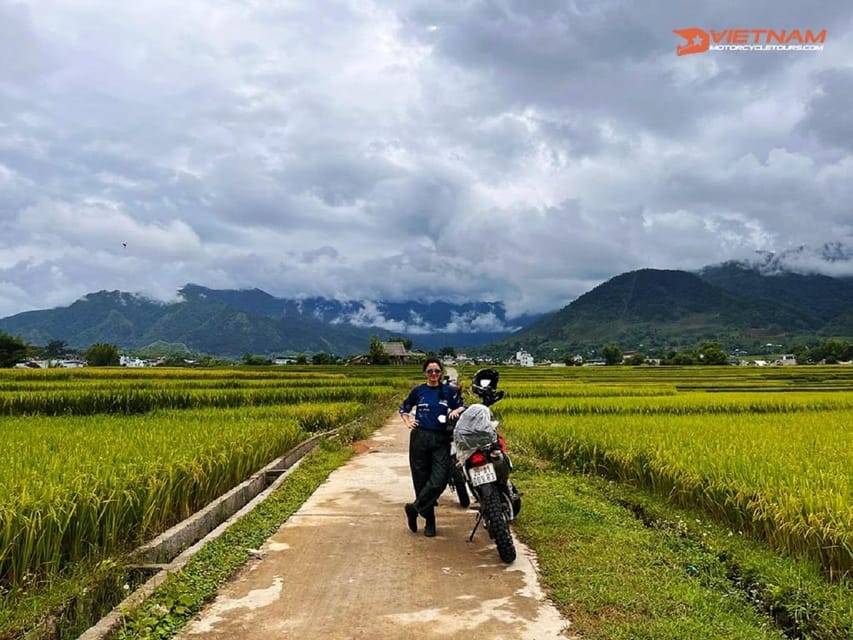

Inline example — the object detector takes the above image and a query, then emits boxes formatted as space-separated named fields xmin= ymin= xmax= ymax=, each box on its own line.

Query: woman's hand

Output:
xmin=448 ymin=407 xmax=465 ymax=420
xmin=401 ymin=413 xmax=418 ymax=430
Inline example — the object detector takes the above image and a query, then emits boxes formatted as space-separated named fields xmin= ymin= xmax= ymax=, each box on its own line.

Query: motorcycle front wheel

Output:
xmin=451 ymin=468 xmax=470 ymax=508
xmin=482 ymin=487 xmax=516 ymax=563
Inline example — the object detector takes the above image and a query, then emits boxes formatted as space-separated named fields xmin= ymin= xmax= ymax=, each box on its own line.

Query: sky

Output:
xmin=1 ymin=0 xmax=852 ymax=321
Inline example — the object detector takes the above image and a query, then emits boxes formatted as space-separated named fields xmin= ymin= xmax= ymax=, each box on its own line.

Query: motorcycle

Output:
xmin=452 ymin=368 xmax=521 ymax=563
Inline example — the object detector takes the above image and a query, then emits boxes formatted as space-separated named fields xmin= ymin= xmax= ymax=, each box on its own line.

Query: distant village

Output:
xmin=14 ymin=355 xmax=169 ymax=369
xmin=438 ymin=350 xmax=805 ymax=368
xmin=11 ymin=342 xmax=840 ymax=370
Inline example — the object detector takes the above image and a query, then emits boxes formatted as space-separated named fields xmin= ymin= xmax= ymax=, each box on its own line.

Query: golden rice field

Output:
xmin=0 ymin=366 xmax=409 ymax=602
xmin=4 ymin=361 xmax=853 ymax=618
xmin=486 ymin=364 xmax=853 ymax=578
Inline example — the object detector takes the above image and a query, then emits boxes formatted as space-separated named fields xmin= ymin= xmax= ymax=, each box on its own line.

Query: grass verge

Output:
xmin=511 ymin=456 xmax=853 ymax=639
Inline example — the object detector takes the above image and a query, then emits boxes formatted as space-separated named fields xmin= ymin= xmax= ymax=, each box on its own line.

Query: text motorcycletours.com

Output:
xmin=712 ymin=44 xmax=824 ymax=52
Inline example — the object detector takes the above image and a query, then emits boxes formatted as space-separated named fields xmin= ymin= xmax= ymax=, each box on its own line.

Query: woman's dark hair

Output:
xmin=422 ymin=357 xmax=442 ymax=372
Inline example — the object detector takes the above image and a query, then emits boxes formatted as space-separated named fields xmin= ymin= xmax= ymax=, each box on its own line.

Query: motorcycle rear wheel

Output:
xmin=483 ymin=489 xmax=516 ymax=563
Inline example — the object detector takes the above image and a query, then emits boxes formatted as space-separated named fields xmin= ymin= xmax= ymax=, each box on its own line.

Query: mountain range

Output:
xmin=0 ymin=284 xmax=539 ymax=357
xmin=497 ymin=262 xmax=853 ymax=356
xmin=2 ymin=262 xmax=852 ymax=359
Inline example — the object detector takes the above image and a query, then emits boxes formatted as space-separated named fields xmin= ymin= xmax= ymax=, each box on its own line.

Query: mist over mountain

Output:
xmin=0 ymin=285 xmax=540 ymax=357
xmin=183 ymin=285 xmax=538 ymax=335
xmin=739 ymin=242 xmax=853 ymax=278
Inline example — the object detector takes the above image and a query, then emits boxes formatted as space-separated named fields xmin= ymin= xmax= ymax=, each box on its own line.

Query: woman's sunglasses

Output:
xmin=425 ymin=368 xmax=441 ymax=374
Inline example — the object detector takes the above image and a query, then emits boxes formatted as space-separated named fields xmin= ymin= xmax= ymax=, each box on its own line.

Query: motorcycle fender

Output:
xmin=491 ymin=456 xmax=512 ymax=482
xmin=477 ymin=481 xmax=497 ymax=499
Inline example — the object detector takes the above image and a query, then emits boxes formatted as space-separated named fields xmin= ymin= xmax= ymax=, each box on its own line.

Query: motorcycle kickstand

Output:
xmin=468 ymin=512 xmax=483 ymax=543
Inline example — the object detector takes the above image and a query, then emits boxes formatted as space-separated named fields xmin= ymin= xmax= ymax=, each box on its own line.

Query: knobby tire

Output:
xmin=483 ymin=488 xmax=516 ymax=563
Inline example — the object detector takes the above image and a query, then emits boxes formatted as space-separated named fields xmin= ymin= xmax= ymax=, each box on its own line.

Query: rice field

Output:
xmin=487 ymin=364 xmax=853 ymax=578
xmin=0 ymin=366 xmax=410 ymax=603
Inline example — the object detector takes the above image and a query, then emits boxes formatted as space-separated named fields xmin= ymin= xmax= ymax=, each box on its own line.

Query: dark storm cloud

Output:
xmin=1 ymin=0 xmax=853 ymax=318
xmin=401 ymin=0 xmax=851 ymax=137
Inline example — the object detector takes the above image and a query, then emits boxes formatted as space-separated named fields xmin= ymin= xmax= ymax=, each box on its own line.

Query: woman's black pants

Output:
xmin=408 ymin=428 xmax=452 ymax=518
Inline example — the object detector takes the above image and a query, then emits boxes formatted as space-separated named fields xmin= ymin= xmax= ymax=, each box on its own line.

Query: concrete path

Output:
xmin=176 ymin=414 xmax=572 ymax=639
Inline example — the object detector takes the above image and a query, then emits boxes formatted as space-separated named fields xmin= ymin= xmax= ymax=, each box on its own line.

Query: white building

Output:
xmin=515 ymin=349 xmax=534 ymax=367
xmin=15 ymin=359 xmax=48 ymax=369
xmin=55 ymin=357 xmax=86 ymax=368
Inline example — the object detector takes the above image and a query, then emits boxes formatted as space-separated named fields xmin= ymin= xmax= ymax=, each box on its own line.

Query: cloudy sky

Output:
xmin=1 ymin=0 xmax=852 ymax=319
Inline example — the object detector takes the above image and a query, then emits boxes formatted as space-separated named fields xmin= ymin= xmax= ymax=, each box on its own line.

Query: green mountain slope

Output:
xmin=0 ymin=287 xmax=526 ymax=357
xmin=0 ymin=289 xmax=381 ymax=357
xmin=698 ymin=261 xmax=853 ymax=324
xmin=0 ymin=291 xmax=168 ymax=348
xmin=498 ymin=269 xmax=832 ymax=356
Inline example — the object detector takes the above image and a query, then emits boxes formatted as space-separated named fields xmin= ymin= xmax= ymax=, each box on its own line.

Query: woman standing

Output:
xmin=399 ymin=358 xmax=465 ymax=537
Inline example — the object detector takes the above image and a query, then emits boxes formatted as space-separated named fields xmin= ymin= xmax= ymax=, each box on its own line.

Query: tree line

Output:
xmin=4 ymin=328 xmax=853 ymax=369
xmin=568 ymin=338 xmax=853 ymax=366
xmin=0 ymin=331 xmax=423 ymax=368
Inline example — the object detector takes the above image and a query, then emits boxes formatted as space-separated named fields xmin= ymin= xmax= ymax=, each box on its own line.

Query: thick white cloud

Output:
xmin=1 ymin=0 xmax=852 ymax=319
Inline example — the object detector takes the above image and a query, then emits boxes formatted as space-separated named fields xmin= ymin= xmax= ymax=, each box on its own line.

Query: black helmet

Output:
xmin=471 ymin=368 xmax=504 ymax=405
